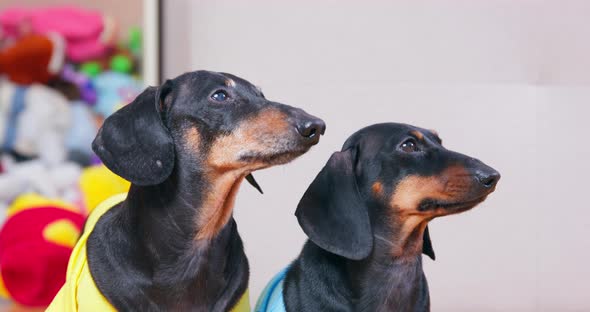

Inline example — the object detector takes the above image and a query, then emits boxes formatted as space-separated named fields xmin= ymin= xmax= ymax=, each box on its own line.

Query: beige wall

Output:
xmin=163 ymin=1 xmax=589 ymax=310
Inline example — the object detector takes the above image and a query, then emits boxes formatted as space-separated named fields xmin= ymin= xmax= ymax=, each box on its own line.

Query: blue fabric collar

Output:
xmin=255 ymin=267 xmax=288 ymax=312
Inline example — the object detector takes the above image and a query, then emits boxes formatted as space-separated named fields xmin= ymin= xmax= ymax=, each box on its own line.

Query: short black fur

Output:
xmin=88 ymin=70 xmax=325 ymax=311
xmin=283 ymin=123 xmax=500 ymax=311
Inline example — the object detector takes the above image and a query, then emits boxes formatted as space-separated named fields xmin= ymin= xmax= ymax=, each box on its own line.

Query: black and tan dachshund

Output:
xmin=256 ymin=123 xmax=499 ymax=312
xmin=48 ymin=70 xmax=325 ymax=311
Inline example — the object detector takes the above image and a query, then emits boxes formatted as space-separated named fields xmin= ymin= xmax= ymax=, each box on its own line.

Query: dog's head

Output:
xmin=92 ymin=70 xmax=325 ymax=187
xmin=296 ymin=123 xmax=499 ymax=260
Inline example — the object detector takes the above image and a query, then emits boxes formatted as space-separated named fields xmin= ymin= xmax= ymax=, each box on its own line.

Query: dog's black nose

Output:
xmin=297 ymin=118 xmax=326 ymax=139
xmin=476 ymin=169 xmax=501 ymax=188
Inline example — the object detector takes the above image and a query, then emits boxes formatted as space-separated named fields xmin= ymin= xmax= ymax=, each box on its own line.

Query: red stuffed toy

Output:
xmin=0 ymin=33 xmax=65 ymax=85
xmin=0 ymin=195 xmax=85 ymax=307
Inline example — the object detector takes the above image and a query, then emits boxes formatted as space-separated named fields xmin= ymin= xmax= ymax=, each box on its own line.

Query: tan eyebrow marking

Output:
xmin=411 ymin=130 xmax=424 ymax=141
xmin=225 ymin=79 xmax=236 ymax=87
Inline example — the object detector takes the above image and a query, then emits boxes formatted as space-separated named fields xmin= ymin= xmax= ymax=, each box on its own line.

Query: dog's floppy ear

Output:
xmin=422 ymin=225 xmax=435 ymax=260
xmin=296 ymin=148 xmax=373 ymax=260
xmin=92 ymin=82 xmax=175 ymax=186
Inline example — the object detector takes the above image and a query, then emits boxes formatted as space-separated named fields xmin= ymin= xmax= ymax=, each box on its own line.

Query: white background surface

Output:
xmin=163 ymin=1 xmax=590 ymax=310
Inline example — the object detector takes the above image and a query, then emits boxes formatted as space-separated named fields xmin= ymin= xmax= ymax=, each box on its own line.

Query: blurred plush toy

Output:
xmin=0 ymin=33 xmax=65 ymax=85
xmin=110 ymin=54 xmax=133 ymax=74
xmin=79 ymin=61 xmax=102 ymax=78
xmin=128 ymin=27 xmax=142 ymax=58
xmin=65 ymin=102 xmax=99 ymax=166
xmin=93 ymin=71 xmax=142 ymax=117
xmin=0 ymin=159 xmax=82 ymax=205
xmin=79 ymin=50 xmax=136 ymax=77
xmin=0 ymin=194 xmax=85 ymax=307
xmin=0 ymin=6 xmax=117 ymax=62
xmin=109 ymin=27 xmax=142 ymax=75
xmin=0 ymin=79 xmax=71 ymax=165
xmin=60 ymin=64 xmax=97 ymax=105
xmin=44 ymin=70 xmax=99 ymax=165
xmin=77 ymin=27 xmax=142 ymax=77
xmin=0 ymin=161 xmax=129 ymax=215
xmin=79 ymin=165 xmax=130 ymax=212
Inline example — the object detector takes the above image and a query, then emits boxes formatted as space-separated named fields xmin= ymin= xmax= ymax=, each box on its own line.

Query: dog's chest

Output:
xmin=356 ymin=260 xmax=429 ymax=312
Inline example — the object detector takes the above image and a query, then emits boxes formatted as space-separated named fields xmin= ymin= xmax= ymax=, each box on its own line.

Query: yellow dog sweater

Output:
xmin=47 ymin=194 xmax=250 ymax=311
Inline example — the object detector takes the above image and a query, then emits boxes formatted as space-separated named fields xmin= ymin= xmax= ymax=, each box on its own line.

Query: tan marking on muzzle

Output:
xmin=206 ymin=108 xmax=291 ymax=171
xmin=390 ymin=165 xmax=471 ymax=217
xmin=195 ymin=109 xmax=291 ymax=239
xmin=386 ymin=165 xmax=470 ymax=257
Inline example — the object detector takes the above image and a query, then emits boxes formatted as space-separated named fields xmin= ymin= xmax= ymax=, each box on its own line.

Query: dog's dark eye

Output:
xmin=211 ymin=90 xmax=229 ymax=102
xmin=400 ymin=139 xmax=420 ymax=153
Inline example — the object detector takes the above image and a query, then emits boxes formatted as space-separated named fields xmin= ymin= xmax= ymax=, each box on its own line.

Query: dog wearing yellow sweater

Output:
xmin=47 ymin=70 xmax=325 ymax=311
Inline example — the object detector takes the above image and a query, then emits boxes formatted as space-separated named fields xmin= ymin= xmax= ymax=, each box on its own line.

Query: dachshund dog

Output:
xmin=47 ymin=70 xmax=325 ymax=311
xmin=256 ymin=123 xmax=499 ymax=312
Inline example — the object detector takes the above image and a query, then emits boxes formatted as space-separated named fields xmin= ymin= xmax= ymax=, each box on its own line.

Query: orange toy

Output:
xmin=0 ymin=33 xmax=64 ymax=85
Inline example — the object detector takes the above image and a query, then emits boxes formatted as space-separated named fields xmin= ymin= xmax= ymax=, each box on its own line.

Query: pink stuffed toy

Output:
xmin=0 ymin=6 xmax=117 ymax=62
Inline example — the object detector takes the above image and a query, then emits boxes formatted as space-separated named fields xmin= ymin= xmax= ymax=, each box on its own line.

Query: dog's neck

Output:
xmin=120 ymin=156 xmax=249 ymax=309
xmin=127 ymin=153 xmax=247 ymax=256
xmin=380 ymin=215 xmax=430 ymax=259
xmin=287 ymin=214 xmax=431 ymax=311
xmin=351 ymin=225 xmax=430 ymax=311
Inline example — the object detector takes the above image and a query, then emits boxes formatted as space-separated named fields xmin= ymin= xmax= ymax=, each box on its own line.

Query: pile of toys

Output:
xmin=0 ymin=5 xmax=141 ymax=307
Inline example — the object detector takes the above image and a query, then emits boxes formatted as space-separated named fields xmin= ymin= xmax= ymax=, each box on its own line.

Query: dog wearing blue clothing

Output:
xmin=257 ymin=123 xmax=500 ymax=311
xmin=255 ymin=268 xmax=288 ymax=312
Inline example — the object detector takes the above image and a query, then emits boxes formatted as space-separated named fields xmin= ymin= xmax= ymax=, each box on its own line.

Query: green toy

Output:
xmin=128 ymin=27 xmax=142 ymax=56
xmin=79 ymin=62 xmax=102 ymax=78
xmin=110 ymin=54 xmax=133 ymax=74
